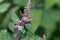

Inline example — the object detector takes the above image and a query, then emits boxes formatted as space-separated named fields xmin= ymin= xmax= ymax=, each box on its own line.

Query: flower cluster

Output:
xmin=14 ymin=0 xmax=32 ymax=40
xmin=14 ymin=0 xmax=46 ymax=40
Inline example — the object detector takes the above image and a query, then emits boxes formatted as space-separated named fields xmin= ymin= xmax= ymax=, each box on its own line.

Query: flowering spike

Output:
xmin=14 ymin=0 xmax=32 ymax=40
xmin=23 ymin=0 xmax=31 ymax=17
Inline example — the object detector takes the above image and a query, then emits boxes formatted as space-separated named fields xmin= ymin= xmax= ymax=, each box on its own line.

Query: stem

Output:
xmin=16 ymin=34 xmax=20 ymax=40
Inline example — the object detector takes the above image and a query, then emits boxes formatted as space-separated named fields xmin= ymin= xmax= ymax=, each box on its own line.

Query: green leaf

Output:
xmin=0 ymin=3 xmax=10 ymax=13
xmin=0 ymin=29 xmax=14 ymax=40
xmin=18 ymin=26 xmax=23 ymax=31
xmin=8 ymin=23 xmax=15 ymax=32
xmin=22 ymin=31 xmax=41 ymax=40
xmin=45 ymin=0 xmax=59 ymax=9
xmin=18 ymin=26 xmax=26 ymax=34
xmin=2 ymin=6 xmax=19 ymax=27
xmin=13 ymin=0 xmax=27 ymax=6
xmin=57 ymin=0 xmax=60 ymax=7
xmin=0 ymin=0 xmax=3 ymax=3
xmin=30 ymin=35 xmax=41 ymax=40
xmin=21 ymin=35 xmax=30 ymax=40
xmin=11 ymin=12 xmax=19 ymax=23
xmin=10 ymin=6 xmax=20 ymax=23
xmin=25 ymin=24 xmax=34 ymax=33
xmin=40 ymin=10 xmax=60 ymax=39
xmin=21 ymin=31 xmax=32 ymax=40
xmin=54 ymin=37 xmax=60 ymax=40
xmin=29 ymin=9 xmax=42 ymax=32
xmin=2 ymin=12 xmax=11 ymax=28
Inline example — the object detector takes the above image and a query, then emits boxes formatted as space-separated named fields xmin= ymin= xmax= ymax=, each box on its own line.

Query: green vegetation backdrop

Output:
xmin=0 ymin=0 xmax=60 ymax=40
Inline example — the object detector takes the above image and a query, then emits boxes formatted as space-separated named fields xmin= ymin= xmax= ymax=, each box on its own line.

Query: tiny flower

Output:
xmin=15 ymin=20 xmax=24 ymax=27
xmin=17 ymin=20 xmax=24 ymax=27
xmin=42 ymin=34 xmax=46 ymax=40
xmin=22 ymin=17 xmax=32 ymax=22
xmin=24 ymin=18 xmax=32 ymax=22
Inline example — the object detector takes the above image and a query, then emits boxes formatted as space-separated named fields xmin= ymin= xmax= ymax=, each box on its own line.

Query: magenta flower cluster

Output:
xmin=14 ymin=0 xmax=32 ymax=40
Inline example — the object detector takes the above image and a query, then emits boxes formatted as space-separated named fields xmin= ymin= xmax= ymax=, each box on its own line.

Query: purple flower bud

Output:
xmin=22 ymin=17 xmax=27 ymax=21
xmin=22 ymin=17 xmax=32 ymax=22
xmin=24 ymin=18 xmax=32 ymax=22
xmin=17 ymin=20 xmax=24 ymax=27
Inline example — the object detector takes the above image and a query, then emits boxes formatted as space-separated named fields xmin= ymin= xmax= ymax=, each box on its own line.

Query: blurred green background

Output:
xmin=0 ymin=0 xmax=60 ymax=40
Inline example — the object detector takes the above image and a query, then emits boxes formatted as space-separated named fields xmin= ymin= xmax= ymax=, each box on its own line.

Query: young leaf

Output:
xmin=29 ymin=9 xmax=42 ymax=32
xmin=11 ymin=13 xmax=19 ymax=23
xmin=30 ymin=35 xmax=41 ymax=40
xmin=40 ymin=10 xmax=60 ymax=39
xmin=0 ymin=3 xmax=10 ymax=13
xmin=45 ymin=0 xmax=59 ymax=10
xmin=25 ymin=24 xmax=34 ymax=33
xmin=13 ymin=0 xmax=27 ymax=6
xmin=0 ymin=29 xmax=14 ymax=40
xmin=2 ymin=6 xmax=19 ymax=27
xmin=8 ymin=23 xmax=15 ymax=32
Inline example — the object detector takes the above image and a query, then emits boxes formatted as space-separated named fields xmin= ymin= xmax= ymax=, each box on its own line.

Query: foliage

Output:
xmin=0 ymin=0 xmax=60 ymax=40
